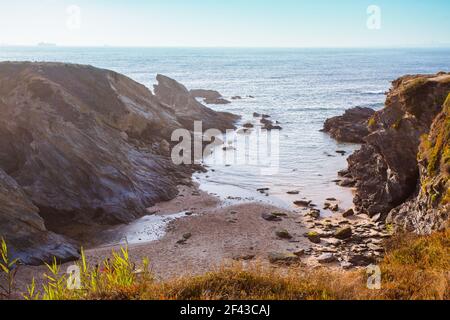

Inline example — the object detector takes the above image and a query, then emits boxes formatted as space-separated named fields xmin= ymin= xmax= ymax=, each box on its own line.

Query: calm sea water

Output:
xmin=2 ymin=47 xmax=449 ymax=213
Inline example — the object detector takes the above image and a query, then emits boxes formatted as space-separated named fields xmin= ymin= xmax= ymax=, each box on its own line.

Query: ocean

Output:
xmin=2 ymin=47 xmax=449 ymax=214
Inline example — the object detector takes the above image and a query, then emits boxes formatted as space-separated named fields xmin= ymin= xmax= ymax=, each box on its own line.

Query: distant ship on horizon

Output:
xmin=37 ymin=42 xmax=57 ymax=47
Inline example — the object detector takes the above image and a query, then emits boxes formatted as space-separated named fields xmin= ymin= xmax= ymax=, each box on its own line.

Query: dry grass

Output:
xmin=376 ymin=228 xmax=450 ymax=300
xmin=88 ymin=228 xmax=450 ymax=301
xmin=2 ymin=229 xmax=449 ymax=300
xmin=140 ymin=265 xmax=368 ymax=300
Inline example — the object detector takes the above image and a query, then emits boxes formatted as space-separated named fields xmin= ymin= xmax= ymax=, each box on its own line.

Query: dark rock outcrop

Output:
xmin=322 ymin=107 xmax=375 ymax=143
xmin=333 ymin=72 xmax=450 ymax=234
xmin=189 ymin=88 xmax=231 ymax=105
xmin=0 ymin=62 xmax=238 ymax=264
xmin=0 ymin=168 xmax=79 ymax=265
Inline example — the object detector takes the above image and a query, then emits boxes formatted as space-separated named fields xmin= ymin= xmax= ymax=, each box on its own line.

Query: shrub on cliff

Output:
xmin=418 ymin=93 xmax=450 ymax=207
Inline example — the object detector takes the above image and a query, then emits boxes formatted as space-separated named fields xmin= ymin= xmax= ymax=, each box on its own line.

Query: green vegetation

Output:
xmin=24 ymin=247 xmax=151 ymax=300
xmin=368 ymin=116 xmax=377 ymax=128
xmin=427 ymin=127 xmax=446 ymax=176
xmin=418 ymin=93 xmax=450 ymax=205
xmin=0 ymin=238 xmax=19 ymax=297
xmin=385 ymin=223 xmax=394 ymax=235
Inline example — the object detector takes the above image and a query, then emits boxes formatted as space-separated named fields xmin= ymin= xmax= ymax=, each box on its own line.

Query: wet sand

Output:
xmin=83 ymin=185 xmax=312 ymax=280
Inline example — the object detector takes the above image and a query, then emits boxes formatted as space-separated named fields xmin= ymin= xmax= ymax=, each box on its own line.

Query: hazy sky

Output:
xmin=1 ymin=0 xmax=449 ymax=47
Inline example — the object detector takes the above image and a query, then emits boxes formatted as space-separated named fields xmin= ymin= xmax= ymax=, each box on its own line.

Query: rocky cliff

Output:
xmin=0 ymin=62 xmax=237 ymax=264
xmin=387 ymin=93 xmax=449 ymax=233
xmin=332 ymin=72 xmax=450 ymax=234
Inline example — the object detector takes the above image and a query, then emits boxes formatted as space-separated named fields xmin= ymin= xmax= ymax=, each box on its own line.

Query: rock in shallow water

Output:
xmin=294 ymin=200 xmax=312 ymax=207
xmin=322 ymin=107 xmax=375 ymax=143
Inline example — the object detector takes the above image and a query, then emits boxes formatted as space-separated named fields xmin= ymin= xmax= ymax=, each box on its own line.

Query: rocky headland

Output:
xmin=0 ymin=62 xmax=238 ymax=264
xmin=324 ymin=72 xmax=450 ymax=234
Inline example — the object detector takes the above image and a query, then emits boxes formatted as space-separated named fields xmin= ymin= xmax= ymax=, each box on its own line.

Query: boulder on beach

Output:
xmin=343 ymin=209 xmax=355 ymax=218
xmin=268 ymin=252 xmax=299 ymax=265
xmin=334 ymin=227 xmax=353 ymax=240
xmin=306 ymin=231 xmax=321 ymax=244
xmin=306 ymin=209 xmax=321 ymax=219
xmin=275 ymin=229 xmax=292 ymax=239
xmin=317 ymin=253 xmax=337 ymax=264
xmin=262 ymin=212 xmax=282 ymax=222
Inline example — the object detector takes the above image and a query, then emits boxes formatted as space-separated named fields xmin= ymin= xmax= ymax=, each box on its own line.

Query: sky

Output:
xmin=0 ymin=0 xmax=449 ymax=47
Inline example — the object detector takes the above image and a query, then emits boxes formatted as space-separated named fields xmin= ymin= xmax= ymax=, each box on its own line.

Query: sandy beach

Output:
xmin=13 ymin=181 xmax=390 ymax=298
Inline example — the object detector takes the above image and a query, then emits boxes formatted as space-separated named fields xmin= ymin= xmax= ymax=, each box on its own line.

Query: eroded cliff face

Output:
xmin=387 ymin=93 xmax=450 ymax=234
xmin=0 ymin=168 xmax=79 ymax=265
xmin=344 ymin=72 xmax=450 ymax=233
xmin=0 ymin=62 xmax=237 ymax=264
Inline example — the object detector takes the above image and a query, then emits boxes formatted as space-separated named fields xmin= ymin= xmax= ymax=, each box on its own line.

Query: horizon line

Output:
xmin=2 ymin=44 xmax=450 ymax=50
